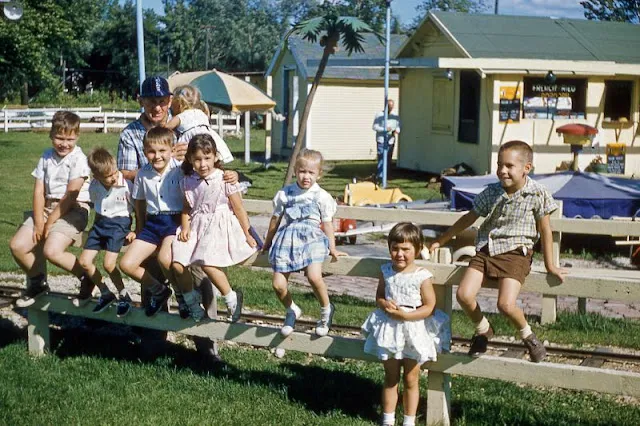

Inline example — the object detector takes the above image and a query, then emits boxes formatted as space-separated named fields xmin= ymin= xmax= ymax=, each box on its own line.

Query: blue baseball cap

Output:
xmin=140 ymin=76 xmax=172 ymax=98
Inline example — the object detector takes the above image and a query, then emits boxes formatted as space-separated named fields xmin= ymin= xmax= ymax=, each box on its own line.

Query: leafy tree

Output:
xmin=281 ymin=11 xmax=383 ymax=185
xmin=581 ymin=0 xmax=640 ymax=23
xmin=412 ymin=0 xmax=491 ymax=29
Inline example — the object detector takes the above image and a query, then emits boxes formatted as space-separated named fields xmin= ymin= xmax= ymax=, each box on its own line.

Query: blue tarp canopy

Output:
xmin=442 ymin=172 xmax=640 ymax=219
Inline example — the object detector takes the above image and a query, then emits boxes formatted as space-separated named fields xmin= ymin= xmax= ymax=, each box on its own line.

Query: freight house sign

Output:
xmin=523 ymin=78 xmax=587 ymax=120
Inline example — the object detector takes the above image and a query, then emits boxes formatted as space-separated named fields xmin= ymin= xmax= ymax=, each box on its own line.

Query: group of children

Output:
xmin=10 ymin=83 xmax=565 ymax=426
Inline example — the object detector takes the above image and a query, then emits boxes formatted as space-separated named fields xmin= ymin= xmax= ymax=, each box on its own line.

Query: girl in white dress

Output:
xmin=361 ymin=222 xmax=450 ymax=426
xmin=165 ymin=85 xmax=233 ymax=164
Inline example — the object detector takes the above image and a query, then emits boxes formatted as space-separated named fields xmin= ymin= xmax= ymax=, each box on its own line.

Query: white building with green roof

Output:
xmin=395 ymin=11 xmax=640 ymax=175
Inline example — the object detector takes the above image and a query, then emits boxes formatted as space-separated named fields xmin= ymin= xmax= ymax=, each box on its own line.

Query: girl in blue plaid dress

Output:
xmin=263 ymin=149 xmax=346 ymax=337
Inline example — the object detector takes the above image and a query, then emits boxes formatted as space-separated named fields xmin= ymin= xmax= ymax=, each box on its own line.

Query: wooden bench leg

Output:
xmin=578 ymin=297 xmax=587 ymax=315
xmin=427 ymin=370 xmax=451 ymax=426
xmin=541 ymin=295 xmax=557 ymax=325
xmin=27 ymin=308 xmax=50 ymax=356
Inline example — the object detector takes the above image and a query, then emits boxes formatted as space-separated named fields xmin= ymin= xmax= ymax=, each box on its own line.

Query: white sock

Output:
xmin=320 ymin=304 xmax=332 ymax=314
xmin=520 ymin=324 xmax=533 ymax=339
xmin=224 ymin=290 xmax=237 ymax=305
xmin=402 ymin=414 xmax=416 ymax=426
xmin=287 ymin=301 xmax=301 ymax=316
xmin=475 ymin=316 xmax=490 ymax=334
xmin=381 ymin=412 xmax=395 ymax=425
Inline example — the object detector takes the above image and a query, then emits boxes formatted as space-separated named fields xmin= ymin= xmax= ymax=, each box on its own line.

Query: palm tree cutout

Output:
xmin=282 ymin=13 xmax=383 ymax=186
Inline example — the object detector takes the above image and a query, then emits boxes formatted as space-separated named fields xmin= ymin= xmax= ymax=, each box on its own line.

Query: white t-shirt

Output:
xmin=31 ymin=146 xmax=91 ymax=202
xmin=272 ymin=183 xmax=337 ymax=223
xmin=175 ymin=109 xmax=234 ymax=164
xmin=89 ymin=171 xmax=133 ymax=218
xmin=132 ymin=158 xmax=184 ymax=214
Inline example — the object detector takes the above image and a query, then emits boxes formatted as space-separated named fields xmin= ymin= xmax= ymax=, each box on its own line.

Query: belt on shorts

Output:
xmin=399 ymin=304 xmax=422 ymax=309
xmin=148 ymin=211 xmax=182 ymax=216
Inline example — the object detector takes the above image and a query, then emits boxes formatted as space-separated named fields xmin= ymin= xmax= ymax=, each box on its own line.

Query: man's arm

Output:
xmin=117 ymin=129 xmax=141 ymax=181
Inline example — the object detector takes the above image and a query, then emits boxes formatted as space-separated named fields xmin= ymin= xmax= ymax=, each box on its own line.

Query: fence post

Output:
xmin=244 ymin=76 xmax=251 ymax=164
xmin=3 ymin=110 xmax=7 ymax=133
xmin=217 ymin=111 xmax=224 ymax=136
xmin=103 ymin=112 xmax=108 ymax=134
xmin=541 ymin=201 xmax=562 ymax=325
xmin=426 ymin=247 xmax=452 ymax=426
xmin=265 ymin=75 xmax=272 ymax=165
xmin=27 ymin=308 xmax=50 ymax=356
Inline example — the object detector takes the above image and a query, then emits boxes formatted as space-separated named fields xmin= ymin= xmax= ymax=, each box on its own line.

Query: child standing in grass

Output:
xmin=165 ymin=85 xmax=233 ymax=164
xmin=119 ymin=127 xmax=182 ymax=317
xmin=171 ymin=134 xmax=256 ymax=322
xmin=262 ymin=149 xmax=347 ymax=337
xmin=78 ymin=148 xmax=136 ymax=316
xmin=10 ymin=111 xmax=95 ymax=308
xmin=430 ymin=140 xmax=566 ymax=363
xmin=362 ymin=222 xmax=450 ymax=426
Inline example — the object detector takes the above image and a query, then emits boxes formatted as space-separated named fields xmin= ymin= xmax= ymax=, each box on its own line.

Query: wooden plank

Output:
xmin=542 ymin=204 xmax=562 ymax=324
xmin=29 ymin=294 xmax=640 ymax=397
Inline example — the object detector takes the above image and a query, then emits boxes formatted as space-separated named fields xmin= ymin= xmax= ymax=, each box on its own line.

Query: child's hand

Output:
xmin=386 ymin=309 xmax=407 ymax=321
xmin=246 ymin=234 xmax=258 ymax=248
xmin=178 ymin=227 xmax=191 ymax=242
xmin=223 ymin=170 xmax=240 ymax=185
xmin=428 ymin=241 xmax=441 ymax=254
xmin=125 ymin=232 xmax=136 ymax=244
xmin=547 ymin=265 xmax=568 ymax=283
xmin=33 ymin=222 xmax=44 ymax=243
xmin=380 ymin=299 xmax=398 ymax=312
xmin=330 ymin=249 xmax=348 ymax=261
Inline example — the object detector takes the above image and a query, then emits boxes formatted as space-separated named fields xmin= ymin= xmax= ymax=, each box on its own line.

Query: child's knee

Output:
xmin=172 ymin=262 xmax=185 ymax=275
xmin=497 ymin=299 xmax=518 ymax=315
xmin=272 ymin=278 xmax=287 ymax=293
xmin=306 ymin=270 xmax=323 ymax=287
xmin=9 ymin=234 xmax=27 ymax=255
xmin=103 ymin=257 xmax=117 ymax=274
xmin=79 ymin=253 xmax=93 ymax=271
xmin=456 ymin=287 xmax=475 ymax=306
xmin=119 ymin=255 xmax=136 ymax=275
xmin=42 ymin=242 xmax=62 ymax=261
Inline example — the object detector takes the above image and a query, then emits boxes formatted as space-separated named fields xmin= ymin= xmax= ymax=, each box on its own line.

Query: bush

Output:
xmin=29 ymin=88 xmax=139 ymax=110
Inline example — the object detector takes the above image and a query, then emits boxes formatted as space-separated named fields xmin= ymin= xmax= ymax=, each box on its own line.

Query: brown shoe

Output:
xmin=523 ymin=333 xmax=546 ymax=363
xmin=468 ymin=326 xmax=494 ymax=356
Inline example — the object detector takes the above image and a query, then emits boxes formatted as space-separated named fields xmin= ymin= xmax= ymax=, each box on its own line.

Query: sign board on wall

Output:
xmin=523 ymin=78 xmax=587 ymax=119
xmin=606 ymin=143 xmax=626 ymax=174
xmin=499 ymin=85 xmax=521 ymax=123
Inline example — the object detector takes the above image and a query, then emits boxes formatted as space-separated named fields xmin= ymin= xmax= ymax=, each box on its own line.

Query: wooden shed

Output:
xmin=265 ymin=34 xmax=407 ymax=161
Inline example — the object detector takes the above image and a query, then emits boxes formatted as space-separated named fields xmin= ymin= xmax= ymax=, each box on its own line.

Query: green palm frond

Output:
xmin=336 ymin=16 xmax=384 ymax=54
xmin=286 ymin=16 xmax=325 ymax=44
xmin=336 ymin=16 xmax=374 ymax=32
xmin=341 ymin=31 xmax=367 ymax=55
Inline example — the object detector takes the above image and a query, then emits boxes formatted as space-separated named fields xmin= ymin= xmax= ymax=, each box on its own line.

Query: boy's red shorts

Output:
xmin=468 ymin=245 xmax=534 ymax=285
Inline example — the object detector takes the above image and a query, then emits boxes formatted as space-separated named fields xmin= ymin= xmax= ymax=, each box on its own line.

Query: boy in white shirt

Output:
xmin=78 ymin=148 xmax=136 ymax=316
xmin=119 ymin=127 xmax=183 ymax=317
xmin=11 ymin=111 xmax=95 ymax=307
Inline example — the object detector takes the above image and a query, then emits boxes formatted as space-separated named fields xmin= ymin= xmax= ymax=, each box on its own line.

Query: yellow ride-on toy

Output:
xmin=343 ymin=181 xmax=412 ymax=207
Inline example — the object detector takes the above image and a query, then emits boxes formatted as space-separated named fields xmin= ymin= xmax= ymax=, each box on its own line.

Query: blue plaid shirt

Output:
xmin=117 ymin=119 xmax=148 ymax=172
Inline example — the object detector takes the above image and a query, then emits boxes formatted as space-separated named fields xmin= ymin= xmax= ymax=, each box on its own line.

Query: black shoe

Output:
xmin=468 ymin=326 xmax=494 ymax=356
xmin=72 ymin=276 xmax=96 ymax=307
xmin=15 ymin=281 xmax=50 ymax=308
xmin=92 ymin=292 xmax=116 ymax=313
xmin=116 ymin=293 xmax=132 ymax=318
xmin=145 ymin=286 xmax=172 ymax=317
xmin=175 ymin=293 xmax=190 ymax=319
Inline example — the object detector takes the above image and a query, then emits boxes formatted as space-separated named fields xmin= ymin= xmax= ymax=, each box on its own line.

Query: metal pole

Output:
xmin=136 ymin=0 xmax=146 ymax=92
xmin=495 ymin=0 xmax=499 ymax=14
xmin=244 ymin=76 xmax=251 ymax=164
xmin=382 ymin=0 xmax=391 ymax=188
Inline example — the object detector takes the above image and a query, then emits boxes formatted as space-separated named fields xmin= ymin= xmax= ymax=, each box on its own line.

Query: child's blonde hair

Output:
xmin=173 ymin=85 xmax=210 ymax=116
xmin=49 ymin=111 xmax=80 ymax=138
xmin=88 ymin=147 xmax=116 ymax=177
xmin=294 ymin=149 xmax=324 ymax=175
xmin=144 ymin=127 xmax=175 ymax=148
xmin=388 ymin=222 xmax=423 ymax=254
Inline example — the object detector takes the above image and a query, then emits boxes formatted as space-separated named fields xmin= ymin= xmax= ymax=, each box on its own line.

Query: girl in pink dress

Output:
xmin=171 ymin=134 xmax=257 ymax=322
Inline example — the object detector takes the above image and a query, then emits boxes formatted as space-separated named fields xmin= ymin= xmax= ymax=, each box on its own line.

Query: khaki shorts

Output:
xmin=22 ymin=202 xmax=89 ymax=244
xmin=468 ymin=245 xmax=533 ymax=285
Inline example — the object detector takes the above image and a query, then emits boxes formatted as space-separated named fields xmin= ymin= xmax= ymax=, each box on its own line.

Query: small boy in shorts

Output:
xmin=430 ymin=140 xmax=566 ymax=363
xmin=78 ymin=148 xmax=136 ymax=316
xmin=119 ymin=127 xmax=182 ymax=317
xmin=11 ymin=111 xmax=95 ymax=307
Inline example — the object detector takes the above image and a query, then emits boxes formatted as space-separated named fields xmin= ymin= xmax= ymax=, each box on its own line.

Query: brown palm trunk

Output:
xmin=282 ymin=35 xmax=338 ymax=186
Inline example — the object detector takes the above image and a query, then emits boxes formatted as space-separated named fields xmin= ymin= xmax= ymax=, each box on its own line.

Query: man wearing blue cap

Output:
xmin=116 ymin=76 xmax=225 ymax=363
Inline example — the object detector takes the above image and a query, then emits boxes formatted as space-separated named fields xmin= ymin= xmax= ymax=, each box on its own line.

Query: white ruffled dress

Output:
xmin=361 ymin=263 xmax=451 ymax=364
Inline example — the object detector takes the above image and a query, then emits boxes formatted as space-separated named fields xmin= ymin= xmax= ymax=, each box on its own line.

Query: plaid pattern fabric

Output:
xmin=472 ymin=177 xmax=558 ymax=256
xmin=117 ymin=120 xmax=148 ymax=171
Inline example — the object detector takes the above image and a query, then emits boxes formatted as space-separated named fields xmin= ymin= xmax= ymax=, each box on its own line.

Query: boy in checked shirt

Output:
xmin=430 ymin=140 xmax=566 ymax=363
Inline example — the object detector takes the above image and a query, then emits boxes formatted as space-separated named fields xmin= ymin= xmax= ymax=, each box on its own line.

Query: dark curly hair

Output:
xmin=181 ymin=133 xmax=223 ymax=175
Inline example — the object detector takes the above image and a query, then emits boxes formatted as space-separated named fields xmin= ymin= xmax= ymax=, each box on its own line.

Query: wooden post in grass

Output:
xmin=541 ymin=201 xmax=562 ymax=325
xmin=27 ymin=307 xmax=50 ymax=356
xmin=265 ymin=75 xmax=272 ymax=164
xmin=426 ymin=247 xmax=452 ymax=426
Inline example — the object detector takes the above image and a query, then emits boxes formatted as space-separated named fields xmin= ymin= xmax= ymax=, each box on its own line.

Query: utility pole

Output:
xmin=200 ymin=25 xmax=214 ymax=70
xmin=495 ymin=0 xmax=499 ymax=14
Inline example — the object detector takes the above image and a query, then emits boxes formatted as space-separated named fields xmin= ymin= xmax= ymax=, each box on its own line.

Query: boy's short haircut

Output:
xmin=388 ymin=222 xmax=423 ymax=254
xmin=144 ymin=126 xmax=175 ymax=148
xmin=499 ymin=140 xmax=533 ymax=164
xmin=88 ymin=147 xmax=116 ymax=177
xmin=50 ymin=111 xmax=80 ymax=138
xmin=295 ymin=148 xmax=324 ymax=175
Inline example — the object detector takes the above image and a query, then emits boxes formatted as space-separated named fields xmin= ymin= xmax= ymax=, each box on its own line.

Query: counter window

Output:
xmin=604 ymin=80 xmax=633 ymax=122
xmin=523 ymin=77 xmax=587 ymax=119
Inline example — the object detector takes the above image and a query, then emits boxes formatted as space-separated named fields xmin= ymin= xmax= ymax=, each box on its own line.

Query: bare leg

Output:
xmin=456 ymin=268 xmax=485 ymax=323
xmin=497 ymin=277 xmax=527 ymax=329
xmin=172 ymin=262 xmax=194 ymax=294
xmin=43 ymin=232 xmax=83 ymax=278
xmin=402 ymin=359 xmax=421 ymax=417
xmin=156 ymin=236 xmax=175 ymax=277
xmin=305 ymin=262 xmax=330 ymax=307
xmin=79 ymin=249 xmax=107 ymax=291
xmin=201 ymin=266 xmax=232 ymax=296
xmin=382 ymin=359 xmax=402 ymax=415
xmin=103 ymin=251 xmax=126 ymax=293
xmin=119 ymin=239 xmax=163 ymax=288
xmin=10 ymin=225 xmax=46 ymax=278
xmin=272 ymin=271 xmax=292 ymax=308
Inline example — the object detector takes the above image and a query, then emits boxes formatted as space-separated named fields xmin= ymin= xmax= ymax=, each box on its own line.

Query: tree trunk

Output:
xmin=282 ymin=35 xmax=338 ymax=186
xmin=21 ymin=82 xmax=29 ymax=106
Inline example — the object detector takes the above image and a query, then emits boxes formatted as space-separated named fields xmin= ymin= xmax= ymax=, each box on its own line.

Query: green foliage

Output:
xmin=29 ymin=89 xmax=139 ymax=110
xmin=412 ymin=0 xmax=491 ymax=29
xmin=581 ymin=0 xmax=640 ymax=23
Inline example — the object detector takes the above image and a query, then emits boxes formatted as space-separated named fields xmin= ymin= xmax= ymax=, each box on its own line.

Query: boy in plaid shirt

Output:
xmin=430 ymin=140 xmax=566 ymax=362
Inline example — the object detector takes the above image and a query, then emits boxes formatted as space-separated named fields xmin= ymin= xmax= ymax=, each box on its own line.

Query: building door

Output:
xmin=281 ymin=68 xmax=299 ymax=150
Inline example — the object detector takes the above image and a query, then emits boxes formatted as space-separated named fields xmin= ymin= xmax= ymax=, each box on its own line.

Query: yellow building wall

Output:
xmin=307 ymin=82 xmax=400 ymax=161
xmin=489 ymin=75 xmax=640 ymax=175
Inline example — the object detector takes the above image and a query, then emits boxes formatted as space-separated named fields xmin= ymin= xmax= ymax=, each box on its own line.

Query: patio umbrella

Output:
xmin=168 ymin=70 xmax=276 ymax=113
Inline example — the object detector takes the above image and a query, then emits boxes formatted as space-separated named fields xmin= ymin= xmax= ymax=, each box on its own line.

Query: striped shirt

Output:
xmin=117 ymin=119 xmax=148 ymax=172
xmin=472 ymin=177 xmax=558 ymax=256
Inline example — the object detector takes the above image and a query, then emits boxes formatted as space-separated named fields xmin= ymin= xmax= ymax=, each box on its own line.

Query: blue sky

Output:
xmin=138 ymin=0 xmax=586 ymax=24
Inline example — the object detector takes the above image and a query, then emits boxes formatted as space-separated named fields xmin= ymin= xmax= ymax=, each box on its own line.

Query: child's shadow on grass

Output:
xmin=0 ymin=317 xmax=26 ymax=349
